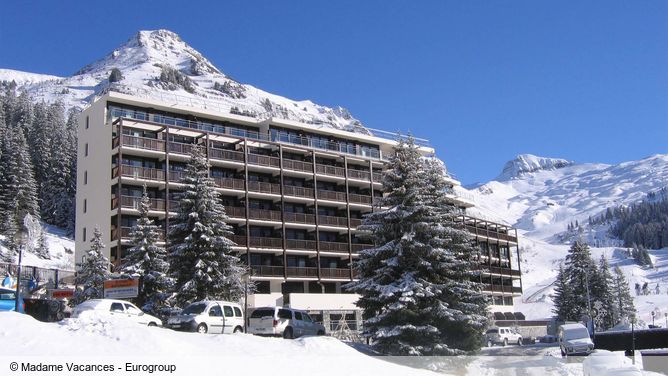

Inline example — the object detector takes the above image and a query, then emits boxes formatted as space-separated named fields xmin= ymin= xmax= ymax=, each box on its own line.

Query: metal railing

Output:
xmin=247 ymin=181 xmax=282 ymax=195
xmin=315 ymin=164 xmax=346 ymax=178
xmin=348 ymin=193 xmax=372 ymax=205
xmin=248 ymin=237 xmax=283 ymax=248
xmin=213 ymin=177 xmax=245 ymax=190
xmin=247 ymin=153 xmax=280 ymax=168
xmin=317 ymin=190 xmax=347 ymax=202
xmin=283 ymin=185 xmax=314 ymax=198
xmin=116 ymin=134 xmax=166 ymax=152
xmin=282 ymin=159 xmax=313 ymax=173
xmin=318 ymin=241 xmax=350 ymax=253
xmin=113 ymin=196 xmax=166 ymax=211
xmin=223 ymin=206 xmax=246 ymax=218
xmin=318 ymin=215 xmax=348 ymax=227
xmin=114 ymin=165 xmax=166 ymax=181
xmin=248 ymin=208 xmax=282 ymax=222
xmin=286 ymin=267 xmax=318 ymax=278
xmin=283 ymin=212 xmax=316 ymax=225
xmin=347 ymin=169 xmax=370 ymax=181
xmin=250 ymin=265 xmax=284 ymax=277
xmin=209 ymin=148 xmax=244 ymax=162
xmin=320 ymin=268 xmax=351 ymax=279
xmin=285 ymin=239 xmax=317 ymax=250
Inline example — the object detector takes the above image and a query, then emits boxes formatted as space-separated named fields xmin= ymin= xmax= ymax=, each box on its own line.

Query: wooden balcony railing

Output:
xmin=117 ymin=135 xmax=166 ymax=152
xmin=349 ymin=218 xmax=363 ymax=227
xmin=114 ymin=165 xmax=166 ymax=181
xmin=315 ymin=164 xmax=346 ymax=178
xmin=223 ymin=206 xmax=246 ymax=218
xmin=249 ymin=237 xmax=283 ymax=248
xmin=251 ymin=265 xmax=284 ymax=277
xmin=248 ymin=181 xmax=281 ymax=195
xmin=283 ymin=212 xmax=316 ymax=225
xmin=168 ymin=142 xmax=195 ymax=155
xmin=348 ymin=193 xmax=372 ymax=205
xmin=318 ymin=241 xmax=349 ymax=253
xmin=485 ymin=266 xmax=522 ymax=278
xmin=213 ymin=177 xmax=246 ymax=190
xmin=209 ymin=148 xmax=244 ymax=163
xmin=372 ymin=172 xmax=383 ymax=182
xmin=347 ymin=169 xmax=370 ymax=181
xmin=229 ymin=235 xmax=247 ymax=246
xmin=283 ymin=185 xmax=314 ymax=199
xmin=317 ymin=190 xmax=346 ymax=202
xmin=285 ymin=239 xmax=317 ymax=250
xmin=320 ymin=268 xmax=351 ymax=279
xmin=247 ymin=153 xmax=280 ymax=168
xmin=113 ymin=196 xmax=166 ymax=211
xmin=248 ymin=208 xmax=282 ymax=222
xmin=282 ymin=159 xmax=313 ymax=173
xmin=482 ymin=285 xmax=523 ymax=294
xmin=318 ymin=215 xmax=348 ymax=227
xmin=286 ymin=267 xmax=318 ymax=278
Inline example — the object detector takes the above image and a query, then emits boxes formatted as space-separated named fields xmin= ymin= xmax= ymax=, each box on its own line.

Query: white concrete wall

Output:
xmin=288 ymin=293 xmax=360 ymax=311
xmin=248 ymin=293 xmax=284 ymax=308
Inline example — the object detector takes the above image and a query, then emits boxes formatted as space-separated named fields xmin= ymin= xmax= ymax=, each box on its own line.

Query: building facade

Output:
xmin=76 ymin=91 xmax=522 ymax=326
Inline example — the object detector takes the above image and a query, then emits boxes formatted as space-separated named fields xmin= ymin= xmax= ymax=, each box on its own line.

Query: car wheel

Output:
xmin=148 ymin=322 xmax=157 ymax=327
xmin=503 ymin=338 xmax=508 ymax=347
xmin=283 ymin=327 xmax=294 ymax=339
xmin=517 ymin=338 xmax=523 ymax=346
xmin=197 ymin=323 xmax=208 ymax=334
xmin=317 ymin=330 xmax=325 ymax=336
xmin=487 ymin=340 xmax=493 ymax=348
xmin=234 ymin=326 xmax=243 ymax=333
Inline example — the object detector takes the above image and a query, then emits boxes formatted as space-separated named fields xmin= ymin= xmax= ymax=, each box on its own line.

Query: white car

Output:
xmin=485 ymin=327 xmax=523 ymax=346
xmin=248 ymin=307 xmax=326 ymax=339
xmin=558 ymin=323 xmax=594 ymax=356
xmin=166 ymin=301 xmax=244 ymax=334
xmin=71 ymin=299 xmax=162 ymax=327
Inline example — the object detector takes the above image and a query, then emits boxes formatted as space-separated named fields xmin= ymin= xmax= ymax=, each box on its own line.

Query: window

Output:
xmin=83 ymin=199 xmax=87 ymax=213
xmin=302 ymin=313 xmax=313 ymax=322
xmin=124 ymin=304 xmax=141 ymax=315
xmin=250 ymin=309 xmax=275 ymax=319
xmin=278 ymin=309 xmax=292 ymax=320
xmin=110 ymin=303 xmax=124 ymax=312
xmin=84 ymin=171 xmax=88 ymax=185
xmin=209 ymin=305 xmax=222 ymax=317
xmin=85 ymin=116 xmax=89 ymax=129
xmin=82 ymin=227 xmax=86 ymax=242
xmin=294 ymin=311 xmax=303 ymax=321
xmin=182 ymin=303 xmax=207 ymax=315
xmin=234 ymin=307 xmax=242 ymax=317
xmin=223 ymin=305 xmax=234 ymax=317
xmin=85 ymin=143 xmax=89 ymax=157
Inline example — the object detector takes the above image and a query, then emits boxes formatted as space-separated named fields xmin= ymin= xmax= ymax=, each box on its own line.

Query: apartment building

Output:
xmin=75 ymin=90 xmax=522 ymax=325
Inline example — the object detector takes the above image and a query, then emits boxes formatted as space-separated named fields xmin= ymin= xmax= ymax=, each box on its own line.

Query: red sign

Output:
xmin=50 ymin=289 xmax=74 ymax=299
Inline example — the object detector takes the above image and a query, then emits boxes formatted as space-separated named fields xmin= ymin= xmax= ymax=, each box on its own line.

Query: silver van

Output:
xmin=248 ymin=307 xmax=326 ymax=339
xmin=166 ymin=300 xmax=244 ymax=334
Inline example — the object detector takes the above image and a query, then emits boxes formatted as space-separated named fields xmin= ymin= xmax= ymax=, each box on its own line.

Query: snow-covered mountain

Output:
xmin=0 ymin=29 xmax=367 ymax=133
xmin=468 ymin=153 xmax=668 ymax=242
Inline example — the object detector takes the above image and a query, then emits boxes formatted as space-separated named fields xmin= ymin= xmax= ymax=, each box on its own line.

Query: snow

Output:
xmin=0 ymin=223 xmax=74 ymax=270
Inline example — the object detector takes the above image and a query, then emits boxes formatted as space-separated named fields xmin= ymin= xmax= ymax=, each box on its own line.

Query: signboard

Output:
xmin=50 ymin=289 xmax=74 ymax=299
xmin=103 ymin=278 xmax=139 ymax=299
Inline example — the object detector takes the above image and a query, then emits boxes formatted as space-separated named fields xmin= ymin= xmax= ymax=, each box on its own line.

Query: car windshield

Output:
xmin=182 ymin=303 xmax=207 ymax=315
xmin=250 ymin=309 xmax=275 ymax=318
xmin=564 ymin=328 xmax=590 ymax=340
xmin=0 ymin=291 xmax=16 ymax=300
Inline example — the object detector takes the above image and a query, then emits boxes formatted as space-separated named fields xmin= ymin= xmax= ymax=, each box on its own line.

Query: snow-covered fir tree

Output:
xmin=590 ymin=255 xmax=615 ymax=329
xmin=118 ymin=186 xmax=173 ymax=314
xmin=552 ymin=264 xmax=574 ymax=321
xmin=346 ymin=138 xmax=487 ymax=356
xmin=71 ymin=227 xmax=110 ymax=306
xmin=168 ymin=145 xmax=246 ymax=307
xmin=611 ymin=265 xmax=635 ymax=324
xmin=552 ymin=240 xmax=599 ymax=323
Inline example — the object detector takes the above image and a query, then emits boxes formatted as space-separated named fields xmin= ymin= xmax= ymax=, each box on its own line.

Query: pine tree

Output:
xmin=590 ymin=255 xmax=614 ymax=330
xmin=71 ymin=227 xmax=110 ymax=306
xmin=41 ymin=102 xmax=71 ymax=228
xmin=118 ymin=186 xmax=173 ymax=314
xmin=168 ymin=145 xmax=246 ymax=307
xmin=611 ymin=266 xmax=635 ymax=325
xmin=34 ymin=229 xmax=50 ymax=259
xmin=552 ymin=264 xmax=574 ymax=321
xmin=346 ymin=138 xmax=487 ymax=356
xmin=562 ymin=240 xmax=596 ymax=322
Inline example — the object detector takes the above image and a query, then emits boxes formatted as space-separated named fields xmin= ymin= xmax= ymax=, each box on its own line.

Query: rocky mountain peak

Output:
xmin=497 ymin=154 xmax=573 ymax=181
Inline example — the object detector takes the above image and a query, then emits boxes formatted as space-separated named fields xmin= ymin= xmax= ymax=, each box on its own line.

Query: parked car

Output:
xmin=165 ymin=301 xmax=244 ymax=334
xmin=0 ymin=287 xmax=24 ymax=313
xmin=485 ymin=327 xmax=523 ymax=347
xmin=71 ymin=299 xmax=162 ymax=327
xmin=248 ymin=307 xmax=326 ymax=339
xmin=558 ymin=323 xmax=594 ymax=356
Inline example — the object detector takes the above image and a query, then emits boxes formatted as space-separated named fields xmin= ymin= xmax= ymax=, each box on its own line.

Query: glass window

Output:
xmin=234 ymin=307 xmax=242 ymax=317
xmin=124 ymin=303 xmax=141 ymax=315
xmin=0 ymin=291 xmax=16 ymax=300
xmin=278 ymin=309 xmax=292 ymax=320
xmin=110 ymin=303 xmax=124 ymax=312
xmin=294 ymin=311 xmax=303 ymax=321
xmin=250 ymin=309 xmax=275 ymax=319
xmin=182 ymin=303 xmax=207 ymax=315
xmin=303 ymin=313 xmax=313 ymax=322
xmin=223 ymin=306 xmax=234 ymax=317
xmin=209 ymin=305 xmax=223 ymax=317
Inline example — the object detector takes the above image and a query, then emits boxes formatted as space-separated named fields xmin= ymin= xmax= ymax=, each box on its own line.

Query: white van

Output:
xmin=71 ymin=299 xmax=162 ymax=327
xmin=558 ymin=323 xmax=594 ymax=356
xmin=166 ymin=300 xmax=244 ymax=334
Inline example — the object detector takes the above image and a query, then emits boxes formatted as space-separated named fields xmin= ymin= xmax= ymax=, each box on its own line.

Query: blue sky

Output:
xmin=1 ymin=1 xmax=666 ymax=184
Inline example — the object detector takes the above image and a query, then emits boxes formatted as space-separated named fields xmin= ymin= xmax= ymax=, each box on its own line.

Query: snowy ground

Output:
xmin=0 ymin=224 xmax=75 ymax=271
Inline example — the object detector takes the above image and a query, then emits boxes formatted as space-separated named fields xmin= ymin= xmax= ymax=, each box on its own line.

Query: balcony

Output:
xmin=115 ymin=134 xmax=165 ymax=152
xmin=318 ymin=215 xmax=348 ymax=227
xmin=168 ymin=170 xmax=185 ymax=183
xmin=320 ymin=268 xmax=351 ymax=279
xmin=113 ymin=227 xmax=165 ymax=242
xmin=228 ymin=235 xmax=247 ymax=247
xmin=315 ymin=164 xmax=346 ymax=178
xmin=482 ymin=284 xmax=522 ymax=294
xmin=347 ymin=169 xmax=370 ymax=181
xmin=282 ymin=159 xmax=313 ymax=173
xmin=113 ymin=196 xmax=166 ymax=211
xmin=348 ymin=193 xmax=372 ymax=205
xmin=213 ymin=177 xmax=245 ymax=190
xmin=283 ymin=185 xmax=314 ymax=199
xmin=285 ymin=239 xmax=317 ymax=250
xmin=168 ymin=141 xmax=196 ymax=155
xmin=248 ymin=208 xmax=282 ymax=222
xmin=372 ymin=172 xmax=382 ymax=182
xmin=317 ymin=190 xmax=346 ymax=202
xmin=286 ymin=267 xmax=318 ymax=278
xmin=249 ymin=237 xmax=283 ymax=249
xmin=283 ymin=212 xmax=316 ymax=225
xmin=251 ymin=265 xmax=284 ymax=277
xmin=318 ymin=241 xmax=349 ymax=253
xmin=114 ymin=165 xmax=165 ymax=181
xmin=248 ymin=181 xmax=281 ymax=195
xmin=223 ymin=206 xmax=246 ymax=219
xmin=485 ymin=266 xmax=522 ymax=278
xmin=349 ymin=218 xmax=363 ymax=228
xmin=247 ymin=153 xmax=280 ymax=168
xmin=351 ymin=243 xmax=373 ymax=253
xmin=209 ymin=148 xmax=244 ymax=163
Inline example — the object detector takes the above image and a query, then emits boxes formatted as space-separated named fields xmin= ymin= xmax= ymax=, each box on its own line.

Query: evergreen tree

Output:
xmin=552 ymin=264 xmax=574 ymax=321
xmin=561 ymin=241 xmax=596 ymax=322
xmin=590 ymin=255 xmax=614 ymax=330
xmin=41 ymin=102 xmax=72 ymax=227
xmin=611 ymin=266 xmax=635 ymax=324
xmin=71 ymin=227 xmax=110 ymax=306
xmin=118 ymin=186 xmax=173 ymax=314
xmin=168 ymin=145 xmax=246 ymax=307
xmin=347 ymin=138 xmax=487 ymax=356
xmin=34 ymin=229 xmax=50 ymax=259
